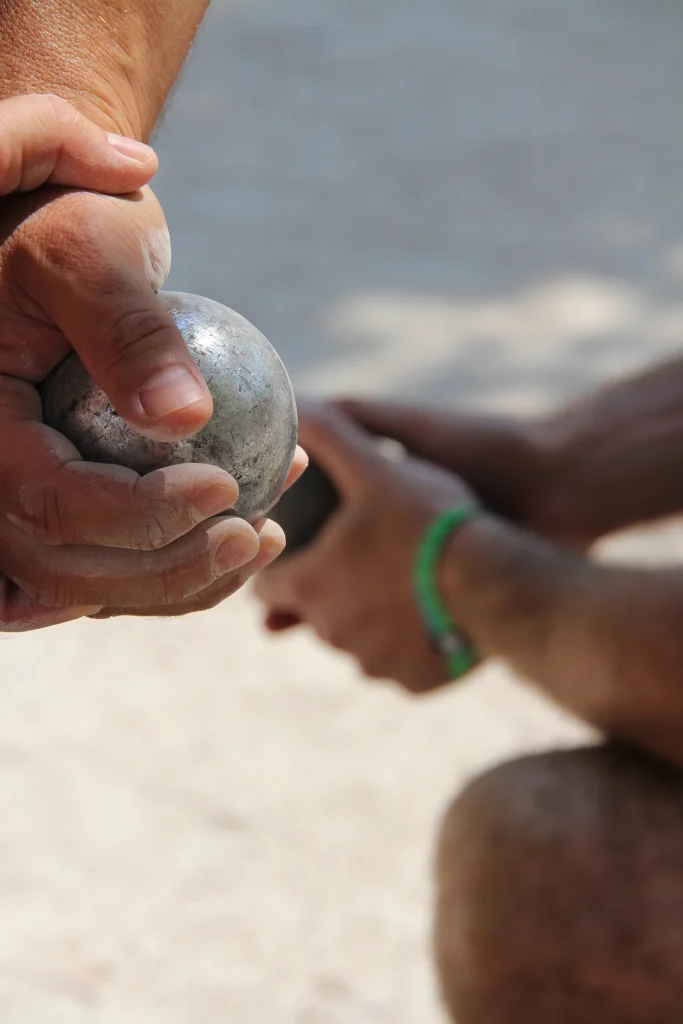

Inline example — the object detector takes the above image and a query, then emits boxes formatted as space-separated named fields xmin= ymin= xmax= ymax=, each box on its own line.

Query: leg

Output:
xmin=434 ymin=744 xmax=683 ymax=1024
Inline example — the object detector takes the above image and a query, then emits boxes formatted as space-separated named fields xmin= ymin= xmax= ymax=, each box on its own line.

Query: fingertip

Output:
xmin=189 ymin=473 xmax=239 ymax=521
xmin=102 ymin=134 xmax=158 ymax=192
xmin=258 ymin=519 xmax=287 ymax=559
xmin=282 ymin=445 xmax=309 ymax=493
xmin=135 ymin=366 xmax=213 ymax=441
xmin=294 ymin=444 xmax=309 ymax=471
xmin=41 ymin=224 xmax=207 ymax=443
xmin=247 ymin=519 xmax=286 ymax=573
xmin=214 ymin=517 xmax=260 ymax=573
xmin=106 ymin=133 xmax=157 ymax=168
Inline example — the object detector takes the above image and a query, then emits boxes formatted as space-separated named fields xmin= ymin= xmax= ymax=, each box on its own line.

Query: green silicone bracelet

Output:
xmin=413 ymin=505 xmax=479 ymax=680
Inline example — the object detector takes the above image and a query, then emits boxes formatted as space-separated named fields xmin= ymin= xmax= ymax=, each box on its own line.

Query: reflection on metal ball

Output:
xmin=40 ymin=292 xmax=298 ymax=522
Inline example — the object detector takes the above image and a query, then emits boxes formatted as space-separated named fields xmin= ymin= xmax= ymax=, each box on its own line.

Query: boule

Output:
xmin=40 ymin=291 xmax=298 ymax=522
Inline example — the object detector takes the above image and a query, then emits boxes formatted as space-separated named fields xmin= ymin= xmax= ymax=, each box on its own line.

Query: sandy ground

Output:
xmin=2 ymin=1 xmax=683 ymax=1021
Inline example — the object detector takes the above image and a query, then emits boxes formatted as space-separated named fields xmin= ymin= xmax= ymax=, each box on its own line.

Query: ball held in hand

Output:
xmin=40 ymin=291 xmax=298 ymax=522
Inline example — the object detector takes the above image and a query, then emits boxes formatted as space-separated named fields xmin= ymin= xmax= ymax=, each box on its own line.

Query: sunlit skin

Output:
xmin=0 ymin=63 xmax=306 ymax=628
xmin=256 ymin=376 xmax=683 ymax=1022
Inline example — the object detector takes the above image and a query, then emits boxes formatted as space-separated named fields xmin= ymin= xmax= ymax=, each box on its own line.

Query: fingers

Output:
xmin=0 ymin=514 xmax=261 ymax=609
xmin=0 ymin=574 xmax=100 ymax=632
xmin=0 ymin=377 xmax=237 ymax=549
xmin=0 ymin=94 xmax=157 ymax=196
xmin=7 ymin=430 xmax=300 ymax=553
xmin=9 ymin=455 xmax=239 ymax=550
xmin=0 ymin=376 xmax=256 ymax=618
xmin=296 ymin=401 xmax=383 ymax=496
xmin=92 ymin=519 xmax=286 ymax=618
xmin=281 ymin=445 xmax=309 ymax=494
xmin=334 ymin=398 xmax=448 ymax=459
xmin=9 ymin=186 xmax=212 ymax=439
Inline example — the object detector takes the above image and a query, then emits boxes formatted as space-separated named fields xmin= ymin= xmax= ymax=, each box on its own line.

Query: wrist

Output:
xmin=436 ymin=512 xmax=496 ymax=649
xmin=414 ymin=505 xmax=482 ymax=679
xmin=437 ymin=513 xmax=543 ymax=655
xmin=0 ymin=1 xmax=165 ymax=139
xmin=439 ymin=508 xmax=588 ymax=667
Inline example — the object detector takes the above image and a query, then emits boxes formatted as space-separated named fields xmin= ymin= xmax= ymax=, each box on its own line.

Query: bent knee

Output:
xmin=434 ymin=745 xmax=683 ymax=1024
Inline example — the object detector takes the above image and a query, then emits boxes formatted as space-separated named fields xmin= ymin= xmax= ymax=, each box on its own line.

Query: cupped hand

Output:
xmin=255 ymin=403 xmax=476 ymax=693
xmin=0 ymin=104 xmax=302 ymax=629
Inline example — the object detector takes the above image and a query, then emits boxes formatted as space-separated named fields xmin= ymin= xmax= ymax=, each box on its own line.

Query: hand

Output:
xmin=0 ymin=102 xmax=298 ymax=629
xmin=255 ymin=404 xmax=477 ymax=693
xmin=334 ymin=398 xmax=582 ymax=547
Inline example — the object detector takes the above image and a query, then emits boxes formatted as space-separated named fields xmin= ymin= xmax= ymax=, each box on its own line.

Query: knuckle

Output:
xmin=131 ymin=506 xmax=174 ymax=552
xmin=38 ymin=94 xmax=83 ymax=133
xmin=14 ymin=559 xmax=87 ymax=610
xmin=28 ymin=196 xmax=104 ymax=272
xmin=144 ymin=518 xmax=173 ymax=551
xmin=131 ymin=476 xmax=184 ymax=550
xmin=21 ymin=485 xmax=73 ymax=546
xmin=157 ymin=564 xmax=196 ymax=606
xmin=29 ymin=570 xmax=62 ymax=608
xmin=9 ymin=192 xmax=132 ymax=296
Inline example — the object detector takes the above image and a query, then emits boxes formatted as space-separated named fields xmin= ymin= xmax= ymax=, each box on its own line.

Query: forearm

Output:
xmin=0 ymin=0 xmax=211 ymax=138
xmin=445 ymin=516 xmax=683 ymax=765
xmin=533 ymin=356 xmax=683 ymax=544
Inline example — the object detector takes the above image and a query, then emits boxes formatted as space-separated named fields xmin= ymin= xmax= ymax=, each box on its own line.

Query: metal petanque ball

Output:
xmin=40 ymin=292 xmax=298 ymax=522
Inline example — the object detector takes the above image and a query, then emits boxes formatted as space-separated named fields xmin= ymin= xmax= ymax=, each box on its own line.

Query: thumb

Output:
xmin=16 ymin=188 xmax=212 ymax=440
xmin=297 ymin=401 xmax=384 ymax=496
xmin=0 ymin=94 xmax=157 ymax=196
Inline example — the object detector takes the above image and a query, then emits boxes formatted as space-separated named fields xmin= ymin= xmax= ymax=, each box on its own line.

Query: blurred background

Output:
xmin=2 ymin=1 xmax=682 ymax=1021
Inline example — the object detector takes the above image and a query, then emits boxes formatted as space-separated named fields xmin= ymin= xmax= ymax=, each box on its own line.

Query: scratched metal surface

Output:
xmin=41 ymin=292 xmax=298 ymax=521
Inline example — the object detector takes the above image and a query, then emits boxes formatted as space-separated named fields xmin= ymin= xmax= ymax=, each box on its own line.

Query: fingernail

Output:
xmin=191 ymin=482 xmax=238 ymax=521
xmin=258 ymin=521 xmax=286 ymax=562
xmin=107 ymin=132 xmax=156 ymax=165
xmin=214 ymin=533 xmax=259 ymax=574
xmin=139 ymin=366 xmax=209 ymax=425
